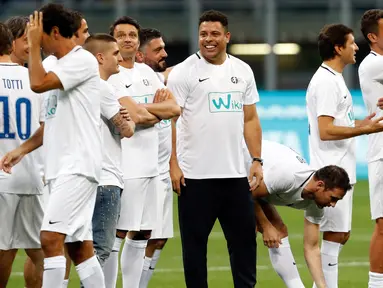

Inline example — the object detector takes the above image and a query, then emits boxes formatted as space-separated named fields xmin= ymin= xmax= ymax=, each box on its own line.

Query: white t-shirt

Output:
xmin=167 ymin=52 xmax=259 ymax=179
xmin=0 ymin=63 xmax=45 ymax=194
xmin=244 ymin=140 xmax=323 ymax=224
xmin=306 ymin=63 xmax=356 ymax=184
xmin=155 ymin=72 xmax=172 ymax=179
xmin=44 ymin=46 xmax=102 ymax=182
xmin=359 ymin=51 xmax=383 ymax=163
xmin=99 ymin=79 xmax=124 ymax=188
xmin=108 ymin=63 xmax=164 ymax=179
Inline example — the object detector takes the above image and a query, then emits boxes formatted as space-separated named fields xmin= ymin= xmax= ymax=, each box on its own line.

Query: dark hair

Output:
xmin=314 ymin=165 xmax=352 ymax=193
xmin=109 ymin=16 xmax=141 ymax=37
xmin=83 ymin=33 xmax=117 ymax=56
xmin=361 ymin=9 xmax=383 ymax=44
xmin=39 ymin=3 xmax=76 ymax=38
xmin=5 ymin=16 xmax=28 ymax=40
xmin=71 ymin=10 xmax=84 ymax=36
xmin=199 ymin=10 xmax=228 ymax=31
xmin=318 ymin=24 xmax=354 ymax=61
xmin=0 ymin=23 xmax=13 ymax=56
xmin=139 ymin=28 xmax=162 ymax=50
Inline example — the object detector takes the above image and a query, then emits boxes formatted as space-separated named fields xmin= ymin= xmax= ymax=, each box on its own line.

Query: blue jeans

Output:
xmin=92 ymin=185 xmax=122 ymax=267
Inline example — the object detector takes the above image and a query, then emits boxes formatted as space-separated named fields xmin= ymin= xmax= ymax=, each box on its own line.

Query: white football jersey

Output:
xmin=0 ymin=63 xmax=44 ymax=194
xmin=306 ymin=63 xmax=356 ymax=184
xmin=155 ymin=72 xmax=172 ymax=179
xmin=244 ymin=140 xmax=323 ymax=224
xmin=108 ymin=63 xmax=164 ymax=179
xmin=99 ymin=79 xmax=124 ymax=188
xmin=44 ymin=46 xmax=102 ymax=182
xmin=359 ymin=51 xmax=383 ymax=163
xmin=167 ymin=52 xmax=259 ymax=179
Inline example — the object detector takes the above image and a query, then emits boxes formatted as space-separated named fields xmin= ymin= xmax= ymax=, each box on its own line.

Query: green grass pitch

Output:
xmin=7 ymin=180 xmax=372 ymax=287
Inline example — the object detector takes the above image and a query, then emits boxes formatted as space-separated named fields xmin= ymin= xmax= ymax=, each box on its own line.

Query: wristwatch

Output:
xmin=252 ymin=157 xmax=264 ymax=166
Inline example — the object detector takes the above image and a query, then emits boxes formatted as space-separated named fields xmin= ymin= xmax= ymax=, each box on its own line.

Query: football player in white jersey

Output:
xmin=246 ymin=140 xmax=351 ymax=288
xmin=4 ymin=15 xmax=47 ymax=287
xmin=359 ymin=9 xmax=383 ymax=288
xmin=168 ymin=10 xmax=261 ymax=288
xmin=0 ymin=22 xmax=45 ymax=288
xmin=83 ymin=32 xmax=135 ymax=267
xmin=135 ymin=27 xmax=174 ymax=288
xmin=40 ymin=10 xmax=90 ymax=288
xmin=0 ymin=5 xmax=106 ymax=287
xmin=306 ymin=24 xmax=383 ymax=288
xmin=103 ymin=16 xmax=180 ymax=288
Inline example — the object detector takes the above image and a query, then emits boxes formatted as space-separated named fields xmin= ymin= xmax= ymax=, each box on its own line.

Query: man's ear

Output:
xmin=96 ymin=52 xmax=104 ymax=65
xmin=136 ymin=50 xmax=144 ymax=63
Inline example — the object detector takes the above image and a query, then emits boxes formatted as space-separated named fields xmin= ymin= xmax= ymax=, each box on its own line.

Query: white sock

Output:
xmin=42 ymin=256 xmax=66 ymax=288
xmin=369 ymin=271 xmax=383 ymax=288
xmin=148 ymin=249 xmax=161 ymax=280
xmin=313 ymin=240 xmax=342 ymax=288
xmin=62 ymin=279 xmax=69 ymax=288
xmin=120 ymin=238 xmax=147 ymax=288
xmin=76 ymin=255 xmax=105 ymax=288
xmin=138 ymin=256 xmax=152 ymax=288
xmin=103 ymin=237 xmax=123 ymax=288
xmin=268 ymin=237 xmax=305 ymax=288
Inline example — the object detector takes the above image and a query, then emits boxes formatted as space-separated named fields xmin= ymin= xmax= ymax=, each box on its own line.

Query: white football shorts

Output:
xmin=0 ymin=193 xmax=44 ymax=249
xmin=117 ymin=176 xmax=158 ymax=231
xmin=368 ymin=160 xmax=383 ymax=220
xmin=151 ymin=173 xmax=174 ymax=239
xmin=40 ymin=174 xmax=98 ymax=243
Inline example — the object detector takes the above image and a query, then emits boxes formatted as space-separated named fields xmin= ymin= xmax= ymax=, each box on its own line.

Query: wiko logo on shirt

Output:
xmin=208 ymin=91 xmax=244 ymax=113
xmin=158 ymin=119 xmax=171 ymax=128
xmin=45 ymin=94 xmax=57 ymax=119
xmin=132 ymin=94 xmax=154 ymax=104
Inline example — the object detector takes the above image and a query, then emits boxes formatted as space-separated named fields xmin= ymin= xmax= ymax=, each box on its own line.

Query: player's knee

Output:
xmin=342 ymin=231 xmax=351 ymax=244
xmin=375 ymin=218 xmax=383 ymax=236
xmin=155 ymin=239 xmax=168 ymax=249
xmin=131 ymin=230 xmax=151 ymax=240
xmin=40 ymin=232 xmax=64 ymax=256
xmin=116 ymin=230 xmax=127 ymax=239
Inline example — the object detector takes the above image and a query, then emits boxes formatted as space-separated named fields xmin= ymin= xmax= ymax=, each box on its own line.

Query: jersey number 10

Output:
xmin=0 ymin=96 xmax=31 ymax=140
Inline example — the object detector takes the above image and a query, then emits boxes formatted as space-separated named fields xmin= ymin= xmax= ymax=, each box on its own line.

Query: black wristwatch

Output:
xmin=252 ymin=157 xmax=264 ymax=166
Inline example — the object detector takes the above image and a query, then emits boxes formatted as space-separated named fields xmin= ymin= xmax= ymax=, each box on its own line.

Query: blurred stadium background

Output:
xmin=1 ymin=0 xmax=376 ymax=287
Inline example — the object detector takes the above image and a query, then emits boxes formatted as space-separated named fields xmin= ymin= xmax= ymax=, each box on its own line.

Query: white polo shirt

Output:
xmin=99 ymin=79 xmax=124 ymax=188
xmin=306 ymin=63 xmax=356 ymax=184
xmin=244 ymin=140 xmax=323 ymax=224
xmin=44 ymin=46 xmax=102 ymax=182
xmin=0 ymin=63 xmax=45 ymax=194
xmin=108 ymin=63 xmax=164 ymax=179
xmin=359 ymin=51 xmax=383 ymax=163
xmin=167 ymin=52 xmax=259 ymax=179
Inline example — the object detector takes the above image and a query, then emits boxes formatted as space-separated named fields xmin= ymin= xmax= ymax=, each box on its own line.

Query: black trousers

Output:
xmin=178 ymin=177 xmax=257 ymax=288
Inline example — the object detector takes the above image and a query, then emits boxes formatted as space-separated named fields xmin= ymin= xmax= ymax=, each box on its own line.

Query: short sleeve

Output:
xmin=50 ymin=49 xmax=98 ymax=92
xmin=244 ymin=66 xmax=260 ymax=105
xmin=167 ymin=64 xmax=189 ymax=108
xmin=369 ymin=57 xmax=383 ymax=82
xmin=313 ymin=81 xmax=340 ymax=118
xmin=264 ymin=166 xmax=295 ymax=195
xmin=100 ymin=82 xmax=120 ymax=120
xmin=304 ymin=204 xmax=324 ymax=224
